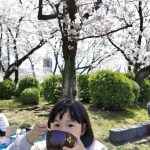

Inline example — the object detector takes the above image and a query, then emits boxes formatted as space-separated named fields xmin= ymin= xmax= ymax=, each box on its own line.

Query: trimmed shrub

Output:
xmin=0 ymin=80 xmax=15 ymax=99
xmin=16 ymin=77 xmax=39 ymax=96
xmin=39 ymin=84 xmax=44 ymax=97
xmin=124 ymin=72 xmax=135 ymax=80
xmin=43 ymin=75 xmax=63 ymax=103
xmin=130 ymin=80 xmax=140 ymax=103
xmin=77 ymin=74 xmax=90 ymax=102
xmin=139 ymin=78 xmax=150 ymax=102
xmin=88 ymin=70 xmax=135 ymax=110
xmin=20 ymin=88 xmax=40 ymax=104
xmin=15 ymin=88 xmax=20 ymax=97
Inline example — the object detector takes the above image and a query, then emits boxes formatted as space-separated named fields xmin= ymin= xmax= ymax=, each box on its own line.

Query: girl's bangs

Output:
xmin=49 ymin=100 xmax=83 ymax=124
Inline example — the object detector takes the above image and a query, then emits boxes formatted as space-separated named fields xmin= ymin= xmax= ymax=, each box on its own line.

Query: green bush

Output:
xmin=77 ymin=74 xmax=90 ymax=102
xmin=124 ymin=72 xmax=135 ymax=80
xmin=16 ymin=77 xmax=39 ymax=96
xmin=139 ymin=78 xmax=150 ymax=102
xmin=43 ymin=75 xmax=63 ymax=103
xmin=130 ymin=80 xmax=140 ymax=103
xmin=39 ymin=84 xmax=44 ymax=97
xmin=20 ymin=88 xmax=40 ymax=104
xmin=15 ymin=88 xmax=20 ymax=97
xmin=88 ymin=70 xmax=135 ymax=110
xmin=0 ymin=79 xmax=15 ymax=99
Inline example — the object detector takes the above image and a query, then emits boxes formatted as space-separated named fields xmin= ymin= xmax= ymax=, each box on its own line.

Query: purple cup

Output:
xmin=46 ymin=130 xmax=76 ymax=150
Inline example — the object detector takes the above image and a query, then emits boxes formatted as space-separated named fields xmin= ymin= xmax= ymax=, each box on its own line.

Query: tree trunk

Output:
xmin=0 ymin=24 xmax=3 ymax=71
xmin=134 ymin=65 xmax=150 ymax=87
xmin=38 ymin=0 xmax=78 ymax=99
xmin=53 ymin=52 xmax=58 ymax=75
xmin=62 ymin=0 xmax=77 ymax=99
xmin=14 ymin=44 xmax=19 ymax=85
xmin=62 ymin=37 xmax=77 ymax=99
xmin=15 ymin=69 xmax=19 ymax=84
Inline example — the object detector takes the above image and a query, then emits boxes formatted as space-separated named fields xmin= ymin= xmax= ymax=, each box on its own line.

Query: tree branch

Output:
xmin=107 ymin=37 xmax=133 ymax=66
xmin=135 ymin=64 xmax=150 ymax=87
xmin=28 ymin=56 xmax=36 ymax=78
xmin=38 ymin=0 xmax=57 ymax=20
xmin=53 ymin=51 xmax=58 ymax=75
xmin=6 ymin=32 xmax=10 ymax=67
xmin=77 ymin=24 xmax=132 ymax=41
xmin=19 ymin=0 xmax=22 ymax=5
xmin=8 ymin=39 xmax=46 ymax=71
xmin=137 ymin=1 xmax=143 ymax=46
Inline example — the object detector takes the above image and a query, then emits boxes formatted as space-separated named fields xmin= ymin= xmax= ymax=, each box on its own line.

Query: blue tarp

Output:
xmin=0 ymin=145 xmax=7 ymax=150
xmin=0 ymin=135 xmax=46 ymax=150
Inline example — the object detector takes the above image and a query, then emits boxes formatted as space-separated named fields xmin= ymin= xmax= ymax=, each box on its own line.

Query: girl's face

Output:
xmin=50 ymin=111 xmax=86 ymax=137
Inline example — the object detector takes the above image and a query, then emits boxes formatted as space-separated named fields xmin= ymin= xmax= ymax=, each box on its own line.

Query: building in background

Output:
xmin=43 ymin=57 xmax=52 ymax=73
xmin=0 ymin=56 xmax=54 ymax=83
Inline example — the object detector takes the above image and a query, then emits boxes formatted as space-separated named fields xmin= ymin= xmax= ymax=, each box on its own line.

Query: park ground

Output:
xmin=1 ymin=97 xmax=150 ymax=150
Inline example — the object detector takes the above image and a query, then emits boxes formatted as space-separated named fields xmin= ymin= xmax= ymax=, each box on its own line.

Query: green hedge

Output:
xmin=39 ymin=84 xmax=44 ymax=97
xmin=16 ymin=77 xmax=39 ymax=96
xmin=0 ymin=80 xmax=15 ymax=99
xmin=88 ymin=70 xmax=135 ymax=110
xmin=130 ymin=80 xmax=140 ymax=103
xmin=77 ymin=74 xmax=90 ymax=102
xmin=124 ymin=72 xmax=135 ymax=80
xmin=43 ymin=75 xmax=63 ymax=103
xmin=20 ymin=88 xmax=40 ymax=104
xmin=139 ymin=78 xmax=150 ymax=102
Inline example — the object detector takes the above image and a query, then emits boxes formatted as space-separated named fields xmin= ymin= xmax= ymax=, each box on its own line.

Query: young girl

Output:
xmin=7 ymin=99 xmax=107 ymax=150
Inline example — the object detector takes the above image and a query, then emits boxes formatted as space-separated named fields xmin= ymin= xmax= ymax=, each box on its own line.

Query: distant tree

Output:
xmin=0 ymin=0 xmax=47 ymax=84
xmin=106 ymin=1 xmax=150 ymax=87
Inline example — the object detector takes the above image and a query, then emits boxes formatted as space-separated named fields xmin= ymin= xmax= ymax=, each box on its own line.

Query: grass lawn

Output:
xmin=0 ymin=97 xmax=150 ymax=150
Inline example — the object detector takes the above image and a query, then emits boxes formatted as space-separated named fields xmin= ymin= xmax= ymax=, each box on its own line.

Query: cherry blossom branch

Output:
xmin=77 ymin=24 xmax=132 ymax=41
xmin=107 ymin=36 xmax=133 ymax=66
xmin=7 ymin=39 xmax=46 ymax=73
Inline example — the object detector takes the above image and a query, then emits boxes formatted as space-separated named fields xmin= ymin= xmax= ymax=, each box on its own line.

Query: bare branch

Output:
xmin=137 ymin=1 xmax=143 ymax=46
xmin=38 ymin=0 xmax=57 ymax=20
xmin=28 ymin=56 xmax=36 ymax=78
xmin=19 ymin=0 xmax=22 ymax=5
xmin=77 ymin=24 xmax=132 ymax=41
xmin=107 ymin=36 xmax=133 ymax=65
xmin=8 ymin=39 xmax=46 ymax=71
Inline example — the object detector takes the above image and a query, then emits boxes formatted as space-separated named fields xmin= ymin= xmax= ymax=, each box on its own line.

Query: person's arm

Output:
xmin=6 ymin=121 xmax=47 ymax=150
xmin=26 ymin=121 xmax=47 ymax=144
xmin=6 ymin=133 xmax=33 ymax=150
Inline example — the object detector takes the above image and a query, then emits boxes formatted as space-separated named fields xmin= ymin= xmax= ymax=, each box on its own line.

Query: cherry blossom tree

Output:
xmin=2 ymin=0 xmax=149 ymax=99
xmin=106 ymin=1 xmax=150 ymax=87
xmin=0 ymin=0 xmax=47 ymax=84
xmin=37 ymin=0 xmax=133 ymax=99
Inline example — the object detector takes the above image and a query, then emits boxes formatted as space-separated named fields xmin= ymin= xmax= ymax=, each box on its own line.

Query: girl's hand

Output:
xmin=26 ymin=121 xmax=47 ymax=144
xmin=63 ymin=134 xmax=85 ymax=150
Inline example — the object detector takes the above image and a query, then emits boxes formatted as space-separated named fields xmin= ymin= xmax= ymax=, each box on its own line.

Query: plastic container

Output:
xmin=0 ymin=137 xmax=10 ymax=145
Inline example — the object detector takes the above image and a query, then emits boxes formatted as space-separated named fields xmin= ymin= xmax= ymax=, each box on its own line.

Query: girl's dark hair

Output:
xmin=48 ymin=99 xmax=94 ymax=148
xmin=0 ymin=110 xmax=1 ymax=113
